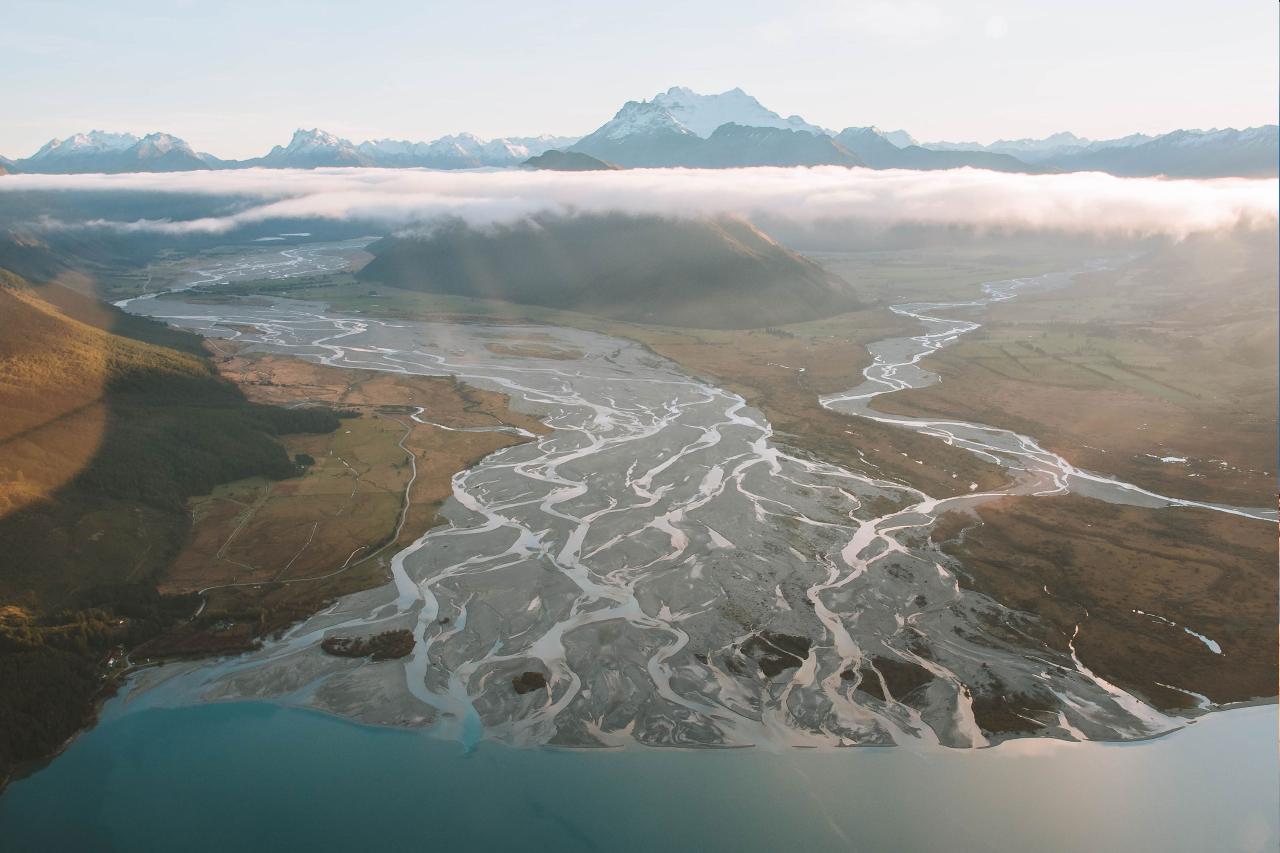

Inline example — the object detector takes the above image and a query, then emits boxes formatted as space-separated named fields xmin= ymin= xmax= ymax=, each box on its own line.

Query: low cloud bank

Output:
xmin=2 ymin=166 xmax=1275 ymax=237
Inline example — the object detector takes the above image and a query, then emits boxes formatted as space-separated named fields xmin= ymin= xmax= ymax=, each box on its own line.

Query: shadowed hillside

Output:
xmin=358 ymin=213 xmax=861 ymax=328
xmin=0 ymin=271 xmax=339 ymax=783
xmin=522 ymin=150 xmax=620 ymax=171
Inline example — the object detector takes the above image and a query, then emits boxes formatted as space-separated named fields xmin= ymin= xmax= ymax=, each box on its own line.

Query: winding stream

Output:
xmin=112 ymin=246 xmax=1271 ymax=751
xmin=820 ymin=267 xmax=1275 ymax=521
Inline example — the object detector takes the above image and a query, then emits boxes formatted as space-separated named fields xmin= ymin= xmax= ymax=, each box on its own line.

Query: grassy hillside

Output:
xmin=359 ymin=213 xmax=861 ymax=328
xmin=0 ymin=271 xmax=338 ymax=782
xmin=875 ymin=229 xmax=1278 ymax=505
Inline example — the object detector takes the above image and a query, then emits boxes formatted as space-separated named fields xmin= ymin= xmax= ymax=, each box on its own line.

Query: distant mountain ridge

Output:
xmin=569 ymin=105 xmax=863 ymax=168
xmin=522 ymin=150 xmax=620 ymax=171
xmin=835 ymin=128 xmax=1038 ymax=173
xmin=921 ymin=126 xmax=1279 ymax=176
xmin=5 ymin=87 xmax=1274 ymax=177
xmin=9 ymin=128 xmax=579 ymax=173
xmin=1047 ymin=127 xmax=1279 ymax=178
xmin=13 ymin=130 xmax=207 ymax=173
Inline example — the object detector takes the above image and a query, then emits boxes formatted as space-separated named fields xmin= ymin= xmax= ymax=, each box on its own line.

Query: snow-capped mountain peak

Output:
xmin=17 ymin=129 xmax=207 ymax=172
xmin=348 ymin=131 xmax=576 ymax=168
xmin=594 ymin=100 xmax=696 ymax=141
xmin=649 ymin=86 xmax=827 ymax=138
xmin=284 ymin=128 xmax=353 ymax=153
xmin=989 ymin=130 xmax=1087 ymax=151
xmin=358 ymin=138 xmax=416 ymax=157
xmin=134 ymin=132 xmax=193 ymax=158
xmin=30 ymin=130 xmax=140 ymax=160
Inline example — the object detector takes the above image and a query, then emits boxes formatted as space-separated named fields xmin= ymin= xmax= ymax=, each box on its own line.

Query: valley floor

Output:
xmin=136 ymin=238 xmax=1276 ymax=727
xmin=141 ymin=345 xmax=546 ymax=658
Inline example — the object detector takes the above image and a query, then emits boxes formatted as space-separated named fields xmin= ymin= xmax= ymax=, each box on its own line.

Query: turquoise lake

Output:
xmin=0 ymin=696 xmax=1274 ymax=852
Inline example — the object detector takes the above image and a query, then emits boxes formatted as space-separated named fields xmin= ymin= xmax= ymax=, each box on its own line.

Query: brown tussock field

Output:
xmin=933 ymin=494 xmax=1278 ymax=709
xmin=877 ymin=235 xmax=1278 ymax=507
xmin=145 ymin=348 xmax=547 ymax=653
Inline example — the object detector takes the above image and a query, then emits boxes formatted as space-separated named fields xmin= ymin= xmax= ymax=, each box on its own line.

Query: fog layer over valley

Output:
xmin=2 ymin=166 xmax=1275 ymax=239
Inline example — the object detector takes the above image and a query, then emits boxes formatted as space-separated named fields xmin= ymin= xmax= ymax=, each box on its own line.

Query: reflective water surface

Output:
xmin=0 ymin=696 xmax=1274 ymax=852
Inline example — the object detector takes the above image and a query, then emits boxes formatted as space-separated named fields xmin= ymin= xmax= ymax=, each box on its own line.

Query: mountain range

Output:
xmin=920 ymin=126 xmax=1278 ymax=178
xmin=5 ymin=87 xmax=1275 ymax=178
xmin=13 ymin=131 xmax=210 ymax=173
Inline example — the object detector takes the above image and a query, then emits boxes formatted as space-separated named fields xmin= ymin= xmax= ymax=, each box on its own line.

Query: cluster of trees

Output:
xmin=320 ymin=629 xmax=415 ymax=661
xmin=0 ymin=585 xmax=199 ymax=776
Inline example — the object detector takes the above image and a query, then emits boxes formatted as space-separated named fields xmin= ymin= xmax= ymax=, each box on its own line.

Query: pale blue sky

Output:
xmin=2 ymin=0 xmax=1276 ymax=159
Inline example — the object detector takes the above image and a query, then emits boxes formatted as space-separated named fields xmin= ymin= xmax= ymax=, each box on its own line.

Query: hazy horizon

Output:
xmin=2 ymin=0 xmax=1276 ymax=159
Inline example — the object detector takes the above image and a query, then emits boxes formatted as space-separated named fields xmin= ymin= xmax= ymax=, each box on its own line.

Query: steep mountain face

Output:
xmin=572 ymin=103 xmax=861 ymax=169
xmin=17 ymin=131 xmax=208 ymax=173
xmin=833 ymin=128 xmax=908 ymax=168
xmin=693 ymin=124 xmax=860 ymax=167
xmin=836 ymin=128 xmax=1037 ymax=172
xmin=27 ymin=130 xmax=138 ymax=163
xmin=570 ymin=89 xmax=1044 ymax=171
xmin=570 ymin=89 xmax=845 ymax=167
xmin=1047 ymin=126 xmax=1279 ymax=178
xmin=115 ymin=133 xmax=209 ymax=171
xmin=569 ymin=101 xmax=705 ymax=167
xmin=922 ymin=126 xmax=1277 ymax=177
xmin=881 ymin=129 xmax=917 ymax=148
xmin=252 ymin=129 xmax=372 ymax=168
xmin=358 ymin=213 xmax=861 ymax=328
xmin=522 ymin=150 xmax=620 ymax=171
xmin=649 ymin=86 xmax=827 ymax=138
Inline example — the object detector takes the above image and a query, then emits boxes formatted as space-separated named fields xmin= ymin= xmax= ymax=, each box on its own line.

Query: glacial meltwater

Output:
xmin=0 ymin=695 xmax=1274 ymax=852
xmin=4 ymin=244 xmax=1272 ymax=851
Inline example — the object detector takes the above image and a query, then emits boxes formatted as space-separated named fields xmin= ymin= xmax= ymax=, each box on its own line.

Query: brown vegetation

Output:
xmin=933 ymin=494 xmax=1277 ymax=709
xmin=0 ymin=271 xmax=338 ymax=784
xmin=512 ymin=671 xmax=548 ymax=694
xmin=145 ymin=348 xmax=545 ymax=652
xmin=843 ymin=655 xmax=934 ymax=702
xmin=740 ymin=631 xmax=813 ymax=678
xmin=877 ymin=231 xmax=1277 ymax=506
